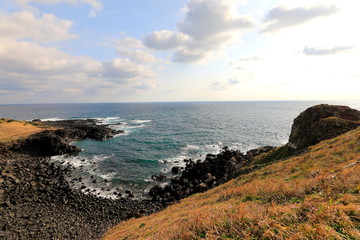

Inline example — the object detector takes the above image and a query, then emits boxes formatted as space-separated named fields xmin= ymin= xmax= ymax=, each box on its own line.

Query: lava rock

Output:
xmin=171 ymin=166 xmax=181 ymax=174
xmin=288 ymin=104 xmax=360 ymax=151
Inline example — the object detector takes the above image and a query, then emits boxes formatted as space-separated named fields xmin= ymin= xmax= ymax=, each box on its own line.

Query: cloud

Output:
xmin=238 ymin=56 xmax=260 ymax=62
xmin=227 ymin=78 xmax=240 ymax=85
xmin=142 ymin=0 xmax=255 ymax=63
xmin=18 ymin=0 xmax=102 ymax=10
xmin=0 ymin=39 xmax=156 ymax=99
xmin=16 ymin=0 xmax=103 ymax=16
xmin=0 ymin=40 xmax=101 ymax=75
xmin=261 ymin=4 xmax=339 ymax=33
xmin=116 ymin=36 xmax=159 ymax=63
xmin=210 ymin=78 xmax=240 ymax=91
xmin=303 ymin=45 xmax=355 ymax=55
xmin=102 ymin=58 xmax=155 ymax=81
xmin=116 ymin=48 xmax=157 ymax=63
xmin=117 ymin=37 xmax=144 ymax=49
xmin=143 ymin=30 xmax=190 ymax=50
xmin=172 ymin=49 xmax=210 ymax=63
xmin=0 ymin=11 xmax=75 ymax=43
xmin=178 ymin=0 xmax=254 ymax=42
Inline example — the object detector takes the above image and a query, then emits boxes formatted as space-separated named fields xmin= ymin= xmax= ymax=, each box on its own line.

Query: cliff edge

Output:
xmin=288 ymin=104 xmax=360 ymax=151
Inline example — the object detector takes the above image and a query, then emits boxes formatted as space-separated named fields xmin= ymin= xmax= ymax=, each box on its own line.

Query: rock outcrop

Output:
xmin=288 ymin=104 xmax=360 ymax=151
xmin=7 ymin=119 xmax=123 ymax=156
xmin=149 ymin=146 xmax=274 ymax=206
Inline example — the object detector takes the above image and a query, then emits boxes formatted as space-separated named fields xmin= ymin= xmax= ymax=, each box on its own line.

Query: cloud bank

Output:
xmin=0 ymin=11 xmax=75 ymax=43
xmin=0 ymin=10 xmax=156 ymax=102
xmin=142 ymin=0 xmax=255 ymax=63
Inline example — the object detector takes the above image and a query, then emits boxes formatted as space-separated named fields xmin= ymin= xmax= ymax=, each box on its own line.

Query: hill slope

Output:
xmin=102 ymin=127 xmax=360 ymax=240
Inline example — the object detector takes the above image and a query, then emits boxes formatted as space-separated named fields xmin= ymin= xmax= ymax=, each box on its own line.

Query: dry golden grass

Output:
xmin=0 ymin=118 xmax=50 ymax=143
xmin=102 ymin=127 xmax=360 ymax=240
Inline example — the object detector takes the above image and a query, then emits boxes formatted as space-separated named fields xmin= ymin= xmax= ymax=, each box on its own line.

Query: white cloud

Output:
xmin=116 ymin=36 xmax=159 ymax=63
xmin=172 ymin=49 xmax=210 ymax=63
xmin=209 ymin=78 xmax=241 ymax=91
xmin=116 ymin=48 xmax=157 ymax=63
xmin=0 ymin=7 xmax=158 ymax=102
xmin=143 ymin=30 xmax=190 ymax=50
xmin=15 ymin=0 xmax=103 ymax=17
xmin=18 ymin=0 xmax=102 ymax=11
xmin=102 ymin=58 xmax=155 ymax=81
xmin=0 ymin=11 xmax=75 ymax=43
xmin=117 ymin=37 xmax=144 ymax=49
xmin=178 ymin=0 xmax=254 ymax=41
xmin=0 ymin=40 xmax=101 ymax=75
xmin=303 ymin=45 xmax=355 ymax=56
xmin=0 ymin=39 xmax=156 ymax=100
xmin=142 ymin=0 xmax=255 ymax=63
xmin=261 ymin=4 xmax=339 ymax=33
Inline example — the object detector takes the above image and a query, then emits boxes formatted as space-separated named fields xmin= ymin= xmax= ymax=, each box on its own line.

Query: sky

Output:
xmin=0 ymin=0 xmax=359 ymax=104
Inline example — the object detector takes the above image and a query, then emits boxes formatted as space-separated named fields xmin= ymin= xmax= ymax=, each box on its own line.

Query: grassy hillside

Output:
xmin=0 ymin=118 xmax=50 ymax=143
xmin=102 ymin=127 xmax=360 ymax=240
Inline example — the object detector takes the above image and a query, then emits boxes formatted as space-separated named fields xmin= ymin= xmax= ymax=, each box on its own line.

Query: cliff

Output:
xmin=288 ymin=104 xmax=360 ymax=151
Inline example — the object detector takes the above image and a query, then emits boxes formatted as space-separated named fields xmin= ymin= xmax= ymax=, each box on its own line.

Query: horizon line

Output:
xmin=1 ymin=99 xmax=359 ymax=106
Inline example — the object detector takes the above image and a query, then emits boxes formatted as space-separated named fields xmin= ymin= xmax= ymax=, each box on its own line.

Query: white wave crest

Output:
xmin=51 ymin=154 xmax=111 ymax=168
xmin=40 ymin=117 xmax=65 ymax=121
xmin=129 ymin=119 xmax=152 ymax=124
xmin=160 ymin=142 xmax=225 ymax=170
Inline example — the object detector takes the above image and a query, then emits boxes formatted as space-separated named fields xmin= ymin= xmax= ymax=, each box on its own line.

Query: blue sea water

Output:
xmin=1 ymin=101 xmax=359 ymax=198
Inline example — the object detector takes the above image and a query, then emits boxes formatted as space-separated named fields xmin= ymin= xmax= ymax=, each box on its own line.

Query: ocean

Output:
xmin=1 ymin=101 xmax=359 ymax=198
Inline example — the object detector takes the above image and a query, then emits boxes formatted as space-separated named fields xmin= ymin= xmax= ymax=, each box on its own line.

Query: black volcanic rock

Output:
xmin=9 ymin=119 xmax=124 ymax=156
xmin=0 ymin=154 xmax=162 ymax=240
xmin=288 ymin=104 xmax=360 ymax=151
xmin=149 ymin=146 xmax=274 ymax=206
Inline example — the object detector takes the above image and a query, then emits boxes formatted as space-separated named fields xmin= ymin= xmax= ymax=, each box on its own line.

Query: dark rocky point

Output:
xmin=149 ymin=145 xmax=274 ymax=206
xmin=288 ymin=104 xmax=360 ymax=151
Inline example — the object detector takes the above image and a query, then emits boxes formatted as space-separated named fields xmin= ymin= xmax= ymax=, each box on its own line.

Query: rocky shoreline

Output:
xmin=0 ymin=119 xmax=276 ymax=239
xmin=1 ymin=104 xmax=359 ymax=239
xmin=147 ymin=104 xmax=360 ymax=206
xmin=0 ymin=119 xmax=162 ymax=240
xmin=149 ymin=146 xmax=274 ymax=206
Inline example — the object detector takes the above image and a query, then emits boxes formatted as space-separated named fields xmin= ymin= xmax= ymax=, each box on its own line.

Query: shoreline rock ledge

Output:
xmin=5 ymin=119 xmax=124 ymax=156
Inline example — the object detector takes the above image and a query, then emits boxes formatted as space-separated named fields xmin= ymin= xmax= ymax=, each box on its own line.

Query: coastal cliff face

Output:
xmin=288 ymin=104 xmax=360 ymax=151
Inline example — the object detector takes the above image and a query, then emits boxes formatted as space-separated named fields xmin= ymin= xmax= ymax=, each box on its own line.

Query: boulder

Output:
xmin=246 ymin=146 xmax=274 ymax=159
xmin=171 ymin=166 xmax=181 ymax=174
xmin=288 ymin=104 xmax=359 ymax=151
xmin=151 ymin=174 xmax=167 ymax=181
